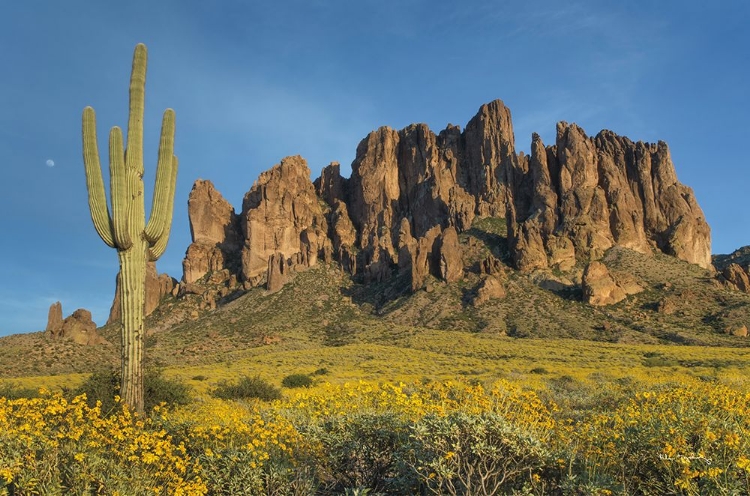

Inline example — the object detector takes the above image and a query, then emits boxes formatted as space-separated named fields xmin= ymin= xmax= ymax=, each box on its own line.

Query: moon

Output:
xmin=46 ymin=159 xmax=55 ymax=167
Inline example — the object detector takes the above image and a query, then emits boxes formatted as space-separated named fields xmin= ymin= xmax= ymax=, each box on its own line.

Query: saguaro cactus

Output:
xmin=82 ymin=44 xmax=178 ymax=413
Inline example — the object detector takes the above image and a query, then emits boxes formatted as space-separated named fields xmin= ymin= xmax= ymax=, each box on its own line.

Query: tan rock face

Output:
xmin=437 ymin=226 xmax=463 ymax=283
xmin=472 ymin=276 xmax=506 ymax=307
xmin=581 ymin=261 xmax=641 ymax=306
xmin=723 ymin=264 xmax=750 ymax=292
xmin=329 ymin=200 xmax=357 ymax=251
xmin=314 ymin=161 xmax=347 ymax=207
xmin=46 ymin=301 xmax=63 ymax=336
xmin=507 ymin=124 xmax=712 ymax=270
xmin=348 ymin=102 xmax=517 ymax=254
xmin=463 ymin=100 xmax=518 ymax=216
xmin=266 ymin=252 xmax=289 ymax=293
xmin=240 ymin=156 xmax=328 ymax=282
xmin=182 ymin=179 xmax=243 ymax=284
xmin=48 ymin=305 xmax=105 ymax=345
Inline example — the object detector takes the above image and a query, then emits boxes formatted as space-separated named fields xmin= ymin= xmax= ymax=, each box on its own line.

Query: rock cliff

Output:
xmin=176 ymin=99 xmax=711 ymax=300
xmin=507 ymin=123 xmax=712 ymax=270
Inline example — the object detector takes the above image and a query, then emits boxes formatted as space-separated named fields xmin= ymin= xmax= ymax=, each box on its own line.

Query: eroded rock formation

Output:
xmin=581 ymin=261 xmax=642 ymax=306
xmin=171 ymin=99 xmax=711 ymax=301
xmin=182 ymin=179 xmax=243 ymax=284
xmin=240 ymin=156 xmax=329 ymax=283
xmin=47 ymin=303 xmax=105 ymax=345
xmin=507 ymin=124 xmax=712 ymax=270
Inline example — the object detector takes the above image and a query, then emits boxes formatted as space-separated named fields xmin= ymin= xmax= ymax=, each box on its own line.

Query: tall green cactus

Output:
xmin=82 ymin=44 xmax=178 ymax=413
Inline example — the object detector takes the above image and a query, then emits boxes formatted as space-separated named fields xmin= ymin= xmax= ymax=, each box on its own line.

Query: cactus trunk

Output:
xmin=82 ymin=44 xmax=177 ymax=414
xmin=118 ymin=246 xmax=146 ymax=411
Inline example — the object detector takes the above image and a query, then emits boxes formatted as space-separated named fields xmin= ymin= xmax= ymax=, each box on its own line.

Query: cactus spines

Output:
xmin=82 ymin=43 xmax=177 ymax=413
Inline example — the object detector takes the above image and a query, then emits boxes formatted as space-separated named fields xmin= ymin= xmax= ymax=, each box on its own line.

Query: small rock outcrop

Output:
xmin=472 ymin=276 xmax=506 ymax=307
xmin=437 ymin=226 xmax=463 ymax=283
xmin=581 ymin=261 xmax=641 ymax=306
xmin=47 ymin=303 xmax=105 ymax=345
xmin=726 ymin=325 xmax=749 ymax=338
xmin=266 ymin=252 xmax=289 ymax=293
xmin=507 ymin=124 xmax=712 ymax=270
xmin=722 ymin=263 xmax=750 ymax=292
xmin=46 ymin=301 xmax=63 ymax=336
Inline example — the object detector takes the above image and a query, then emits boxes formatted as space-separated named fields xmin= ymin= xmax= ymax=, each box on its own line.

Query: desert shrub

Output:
xmin=211 ymin=375 xmax=282 ymax=402
xmin=282 ymin=373 xmax=314 ymax=389
xmin=73 ymin=369 xmax=191 ymax=414
xmin=306 ymin=411 xmax=414 ymax=494
xmin=191 ymin=374 xmax=208 ymax=381
xmin=407 ymin=411 xmax=550 ymax=495
xmin=530 ymin=367 xmax=549 ymax=374
xmin=642 ymin=355 xmax=678 ymax=367
xmin=569 ymin=381 xmax=750 ymax=494
xmin=160 ymin=398 xmax=314 ymax=495
xmin=0 ymin=382 xmax=39 ymax=400
xmin=144 ymin=369 xmax=192 ymax=409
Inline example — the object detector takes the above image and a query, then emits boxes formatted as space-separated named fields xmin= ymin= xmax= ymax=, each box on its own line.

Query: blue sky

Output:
xmin=1 ymin=1 xmax=748 ymax=336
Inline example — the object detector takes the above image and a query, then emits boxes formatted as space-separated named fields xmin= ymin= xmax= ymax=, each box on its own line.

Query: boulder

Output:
xmin=722 ymin=263 xmax=750 ymax=292
xmin=582 ymin=261 xmax=627 ymax=306
xmin=656 ymin=297 xmax=678 ymax=315
xmin=472 ymin=276 xmax=506 ymax=307
xmin=727 ymin=325 xmax=748 ymax=338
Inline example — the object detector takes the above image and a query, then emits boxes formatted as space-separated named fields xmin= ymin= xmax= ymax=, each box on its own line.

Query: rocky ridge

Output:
xmin=175 ymin=99 xmax=711 ymax=310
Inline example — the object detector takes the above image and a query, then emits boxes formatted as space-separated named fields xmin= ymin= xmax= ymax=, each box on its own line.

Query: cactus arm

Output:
xmin=148 ymin=154 xmax=178 ymax=261
xmin=144 ymin=108 xmax=176 ymax=243
xmin=126 ymin=44 xmax=146 ymax=177
xmin=82 ymin=107 xmax=116 ymax=248
xmin=108 ymin=126 xmax=133 ymax=250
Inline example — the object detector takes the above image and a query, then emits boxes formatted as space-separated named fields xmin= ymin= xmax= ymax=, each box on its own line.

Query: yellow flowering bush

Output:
xmin=0 ymin=391 xmax=205 ymax=495
xmin=1 ymin=378 xmax=748 ymax=495
xmin=568 ymin=379 xmax=750 ymax=494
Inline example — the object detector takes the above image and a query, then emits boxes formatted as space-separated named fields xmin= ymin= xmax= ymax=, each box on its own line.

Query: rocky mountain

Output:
xmin=176 ymin=99 xmax=711 ymax=306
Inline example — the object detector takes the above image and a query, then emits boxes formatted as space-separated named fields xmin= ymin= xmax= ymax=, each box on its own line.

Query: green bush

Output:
xmin=211 ymin=375 xmax=282 ymax=402
xmin=73 ymin=369 xmax=192 ymax=414
xmin=281 ymin=373 xmax=314 ymax=389
xmin=0 ymin=382 xmax=39 ymax=400
xmin=307 ymin=412 xmax=414 ymax=494
xmin=408 ymin=411 xmax=549 ymax=495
